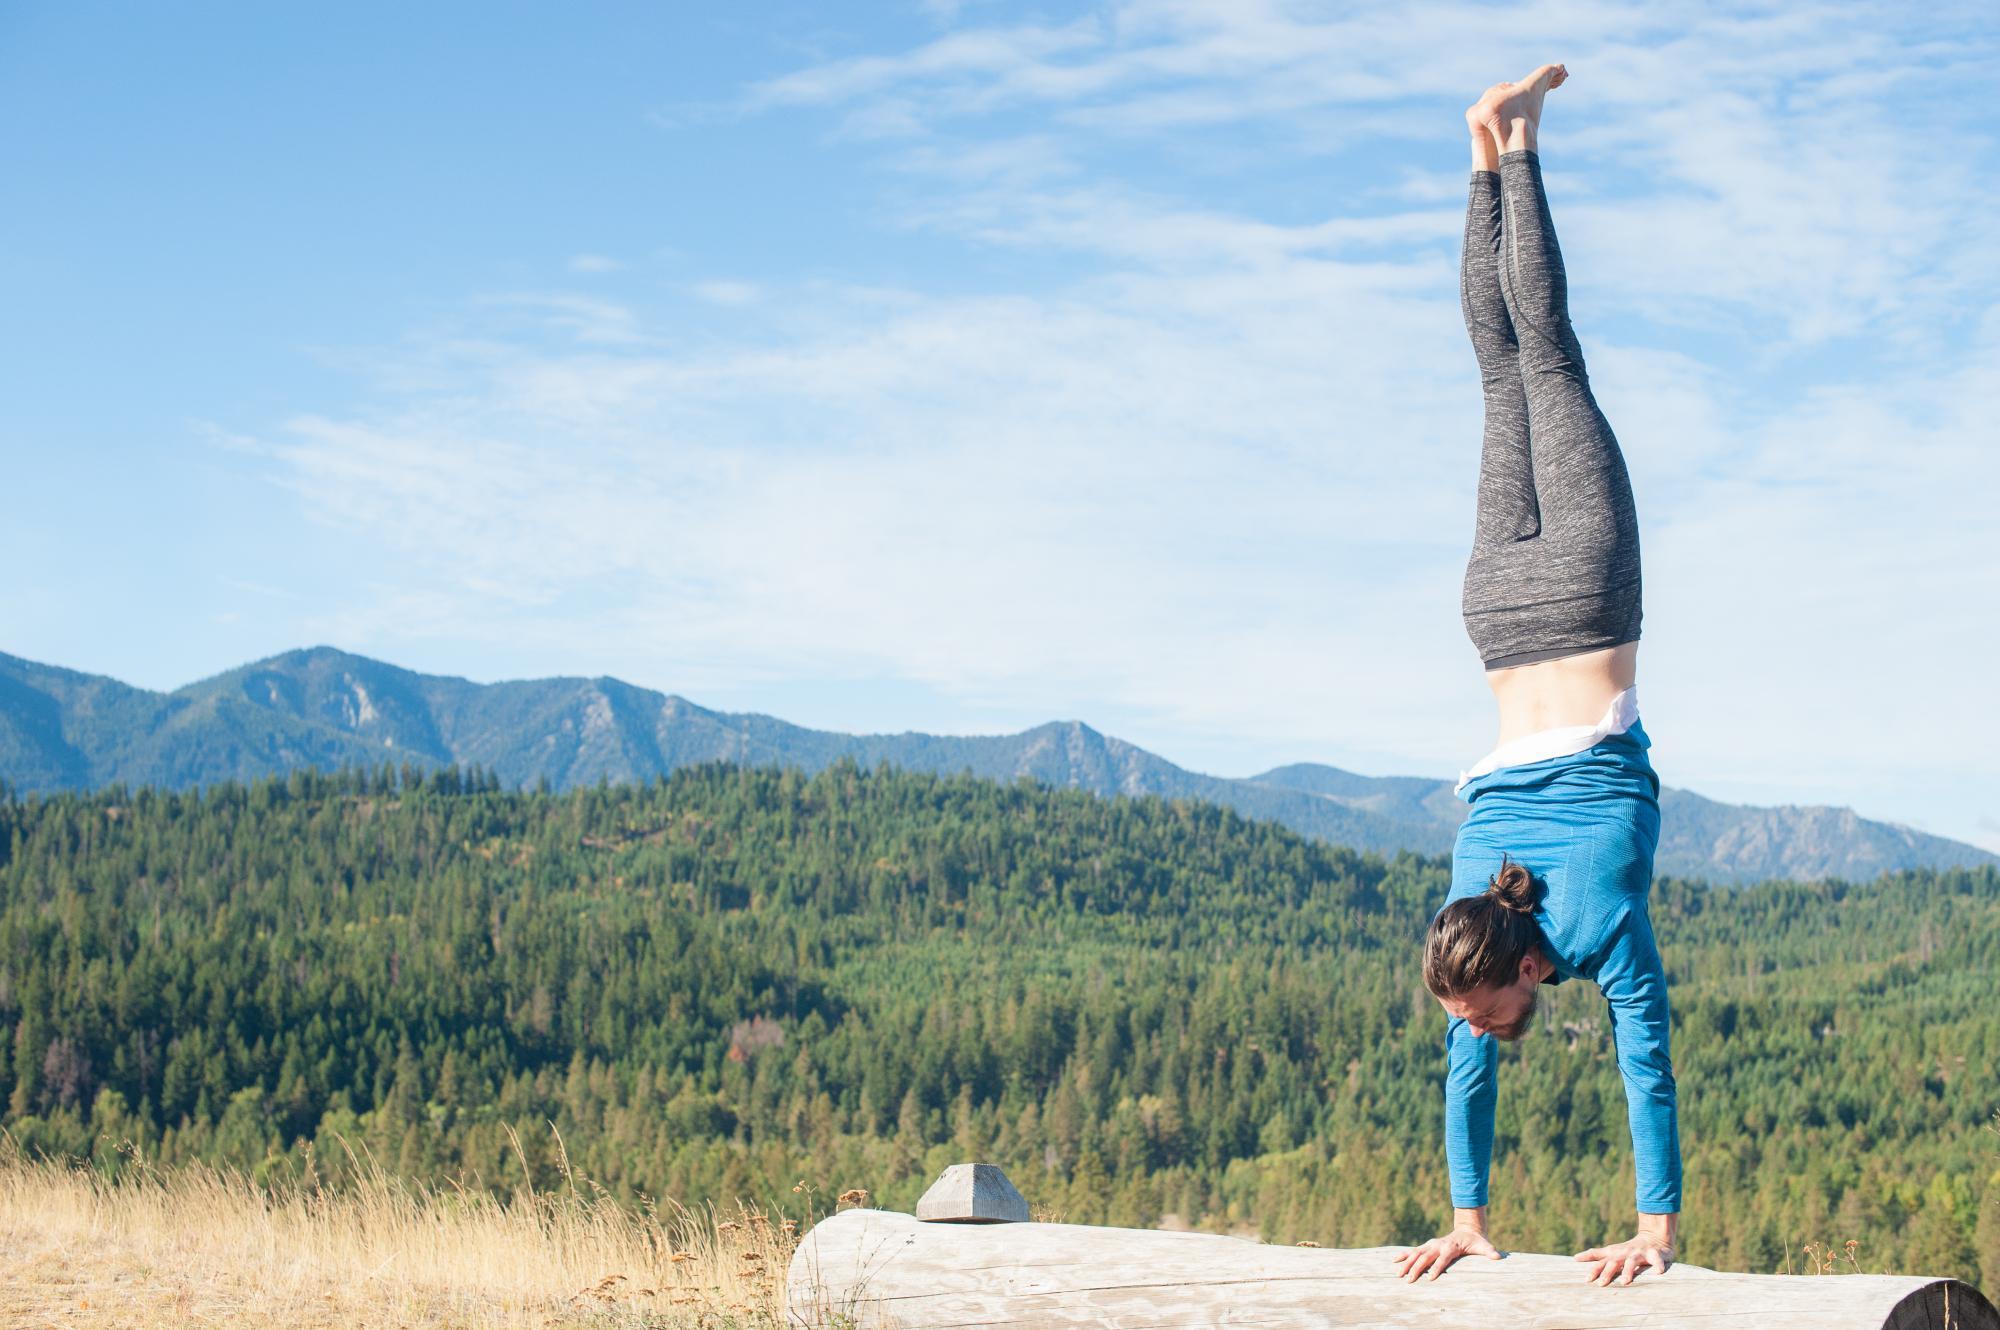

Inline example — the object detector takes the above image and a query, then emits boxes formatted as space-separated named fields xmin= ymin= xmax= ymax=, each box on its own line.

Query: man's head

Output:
xmin=1423 ymin=857 xmax=1547 ymax=1042
xmin=1437 ymin=950 xmax=1545 ymax=1041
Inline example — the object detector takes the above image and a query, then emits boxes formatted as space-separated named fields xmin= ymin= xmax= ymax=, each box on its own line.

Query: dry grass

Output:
xmin=1790 ymin=1238 xmax=1866 ymax=1276
xmin=0 ymin=1135 xmax=868 ymax=1329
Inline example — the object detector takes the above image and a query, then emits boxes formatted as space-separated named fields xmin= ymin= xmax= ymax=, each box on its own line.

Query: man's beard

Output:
xmin=1492 ymin=985 xmax=1540 ymax=1042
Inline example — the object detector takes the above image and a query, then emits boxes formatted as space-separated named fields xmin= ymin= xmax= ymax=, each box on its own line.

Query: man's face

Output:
xmin=1441 ymin=969 xmax=1540 ymax=1042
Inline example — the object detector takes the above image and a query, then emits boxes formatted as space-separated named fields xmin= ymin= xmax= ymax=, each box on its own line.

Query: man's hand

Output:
xmin=1390 ymin=1227 xmax=1502 ymax=1283
xmin=1573 ymin=1232 xmax=1675 ymax=1286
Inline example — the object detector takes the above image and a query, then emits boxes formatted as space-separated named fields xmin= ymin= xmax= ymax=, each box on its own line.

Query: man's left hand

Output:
xmin=1573 ymin=1233 xmax=1674 ymax=1286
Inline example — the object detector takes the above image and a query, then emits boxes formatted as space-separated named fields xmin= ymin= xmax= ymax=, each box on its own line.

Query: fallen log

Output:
xmin=788 ymin=1197 xmax=1997 ymax=1329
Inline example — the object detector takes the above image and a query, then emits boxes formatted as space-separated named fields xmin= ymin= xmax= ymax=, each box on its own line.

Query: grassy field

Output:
xmin=3 ymin=1131 xmax=1965 ymax=1326
xmin=0 ymin=1138 xmax=844 ymax=1329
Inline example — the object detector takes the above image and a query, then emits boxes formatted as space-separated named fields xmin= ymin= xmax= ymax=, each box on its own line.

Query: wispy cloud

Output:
xmin=257 ymin=0 xmax=1998 ymax=843
xmin=473 ymin=294 xmax=650 ymax=346
xmin=692 ymin=280 xmax=761 ymax=306
xmin=745 ymin=19 xmax=1104 ymax=115
xmin=758 ymin=1 xmax=1994 ymax=348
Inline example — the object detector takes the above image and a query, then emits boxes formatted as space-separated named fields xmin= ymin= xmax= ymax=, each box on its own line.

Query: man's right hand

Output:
xmin=1390 ymin=1227 xmax=1503 ymax=1283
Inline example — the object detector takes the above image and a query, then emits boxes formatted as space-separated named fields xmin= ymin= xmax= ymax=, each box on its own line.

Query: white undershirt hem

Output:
xmin=1456 ymin=686 xmax=1639 ymax=796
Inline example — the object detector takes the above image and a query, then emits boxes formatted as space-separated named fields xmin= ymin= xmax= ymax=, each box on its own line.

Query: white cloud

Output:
xmin=692 ymin=280 xmax=762 ymax=306
xmin=257 ymin=0 xmax=1998 ymax=844
xmin=766 ymin=1 xmax=1994 ymax=351
xmin=745 ymin=19 xmax=1104 ymax=115
xmin=269 ymin=254 xmax=1477 ymax=718
xmin=466 ymin=293 xmax=650 ymax=347
xmin=567 ymin=253 xmax=623 ymax=273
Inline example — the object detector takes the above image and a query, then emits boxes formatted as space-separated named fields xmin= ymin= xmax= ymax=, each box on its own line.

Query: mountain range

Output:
xmin=2 ymin=646 xmax=1989 ymax=885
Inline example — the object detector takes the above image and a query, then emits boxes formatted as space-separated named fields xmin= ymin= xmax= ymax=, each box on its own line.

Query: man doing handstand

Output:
xmin=1390 ymin=63 xmax=1681 ymax=1291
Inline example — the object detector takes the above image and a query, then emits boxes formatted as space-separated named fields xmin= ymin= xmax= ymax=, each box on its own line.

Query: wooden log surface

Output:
xmin=786 ymin=1208 xmax=1999 ymax=1329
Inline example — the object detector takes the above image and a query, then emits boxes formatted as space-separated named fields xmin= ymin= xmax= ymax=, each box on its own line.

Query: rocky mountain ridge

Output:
xmin=2 ymin=646 xmax=1988 ymax=885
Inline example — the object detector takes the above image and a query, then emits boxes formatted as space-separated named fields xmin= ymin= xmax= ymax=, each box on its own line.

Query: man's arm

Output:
xmin=1393 ymin=1016 xmax=1501 ymax=1282
xmin=1444 ymin=1014 xmax=1499 ymax=1208
xmin=1599 ymin=906 xmax=1680 ymax=1212
xmin=1578 ymin=905 xmax=1682 ymax=1284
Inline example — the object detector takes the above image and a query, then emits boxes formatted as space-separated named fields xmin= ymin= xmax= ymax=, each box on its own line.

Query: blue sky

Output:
xmin=4 ymin=2 xmax=1997 ymax=850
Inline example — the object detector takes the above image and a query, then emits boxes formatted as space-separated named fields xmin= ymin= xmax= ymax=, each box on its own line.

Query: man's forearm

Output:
xmin=1454 ymin=1205 xmax=1488 ymax=1236
xmin=1444 ymin=1017 xmax=1499 ymax=1217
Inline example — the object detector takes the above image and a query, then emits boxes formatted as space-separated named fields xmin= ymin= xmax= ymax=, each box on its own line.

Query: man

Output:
xmin=1389 ymin=62 xmax=1681 ymax=1289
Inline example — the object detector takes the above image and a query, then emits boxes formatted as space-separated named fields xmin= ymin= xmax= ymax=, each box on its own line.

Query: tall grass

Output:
xmin=0 ymin=1132 xmax=863 ymax=1328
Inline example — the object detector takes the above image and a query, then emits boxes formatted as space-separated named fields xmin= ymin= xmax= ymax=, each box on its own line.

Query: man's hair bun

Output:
xmin=1487 ymin=857 xmax=1538 ymax=914
xmin=1424 ymin=855 xmax=1543 ymax=999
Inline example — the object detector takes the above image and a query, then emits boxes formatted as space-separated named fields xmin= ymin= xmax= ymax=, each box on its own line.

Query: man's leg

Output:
xmin=1458 ymin=105 xmax=1553 ymax=668
xmin=1458 ymin=66 xmax=1642 ymax=668
xmin=1464 ymin=168 xmax=1538 ymax=550
xmin=1493 ymin=146 xmax=1641 ymax=654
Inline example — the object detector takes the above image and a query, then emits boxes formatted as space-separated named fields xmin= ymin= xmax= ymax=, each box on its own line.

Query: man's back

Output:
xmin=1449 ymin=719 xmax=1661 ymax=985
xmin=1441 ymin=720 xmax=1680 ymax=1215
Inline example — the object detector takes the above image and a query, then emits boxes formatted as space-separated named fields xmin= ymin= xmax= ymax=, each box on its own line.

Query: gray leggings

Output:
xmin=1459 ymin=149 xmax=1641 ymax=670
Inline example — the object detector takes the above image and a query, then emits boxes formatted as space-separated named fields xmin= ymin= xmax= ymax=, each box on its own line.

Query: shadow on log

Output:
xmin=786 ymin=1207 xmax=2000 ymax=1329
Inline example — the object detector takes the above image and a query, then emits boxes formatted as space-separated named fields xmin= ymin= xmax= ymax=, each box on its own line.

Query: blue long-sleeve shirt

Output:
xmin=1441 ymin=716 xmax=1682 ymax=1213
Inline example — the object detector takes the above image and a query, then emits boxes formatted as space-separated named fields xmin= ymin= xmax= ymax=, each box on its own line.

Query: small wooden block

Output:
xmin=915 ymin=1162 xmax=1031 ymax=1223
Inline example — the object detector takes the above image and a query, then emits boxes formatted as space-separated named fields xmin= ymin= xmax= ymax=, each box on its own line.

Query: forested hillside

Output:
xmin=1 ymin=764 xmax=1995 ymax=1288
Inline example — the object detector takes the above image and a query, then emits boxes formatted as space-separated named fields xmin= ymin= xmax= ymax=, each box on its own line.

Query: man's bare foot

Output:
xmin=1467 ymin=99 xmax=1502 ymax=172
xmin=1468 ymin=63 xmax=1567 ymax=154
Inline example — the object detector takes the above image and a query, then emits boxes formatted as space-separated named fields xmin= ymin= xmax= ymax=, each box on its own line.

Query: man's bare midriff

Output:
xmin=1486 ymin=642 xmax=1638 ymax=746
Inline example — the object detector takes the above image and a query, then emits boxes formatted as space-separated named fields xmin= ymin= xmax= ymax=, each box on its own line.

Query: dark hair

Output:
xmin=1422 ymin=857 xmax=1542 ymax=1000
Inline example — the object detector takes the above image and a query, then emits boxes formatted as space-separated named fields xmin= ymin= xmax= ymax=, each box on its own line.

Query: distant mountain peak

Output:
xmin=2 ymin=646 xmax=1991 ymax=885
